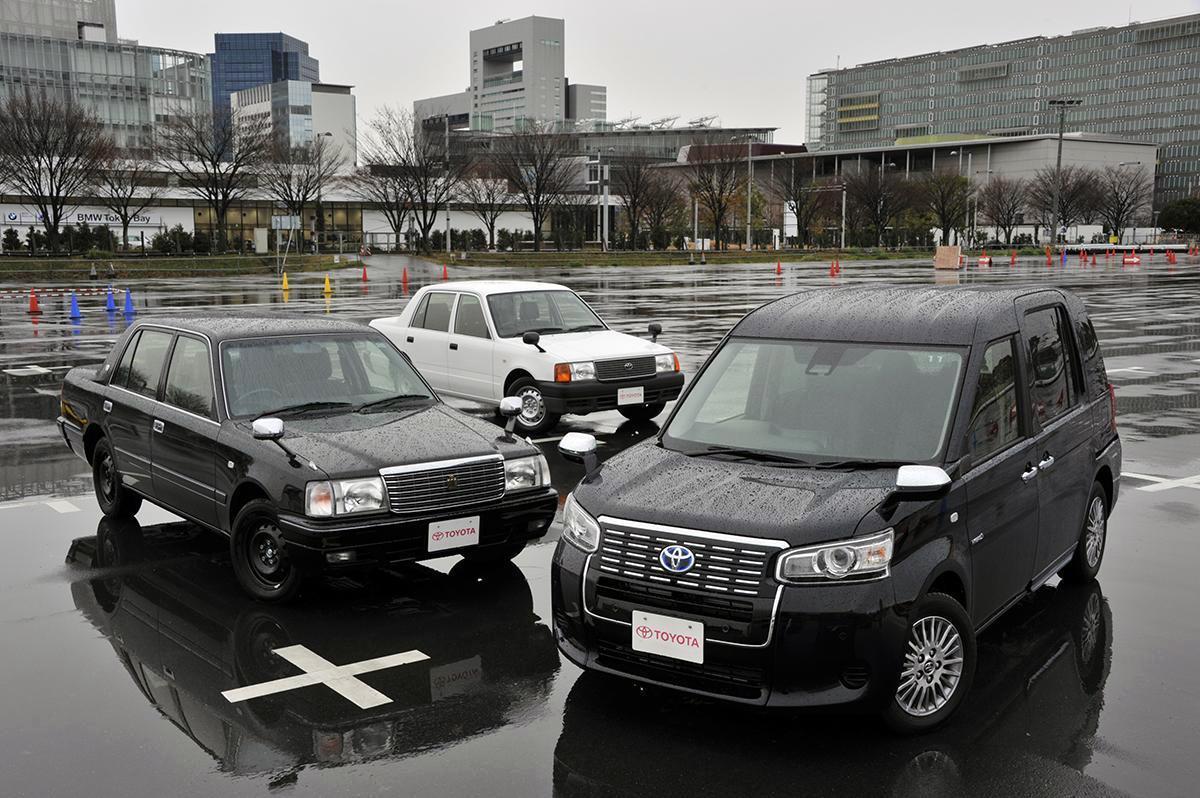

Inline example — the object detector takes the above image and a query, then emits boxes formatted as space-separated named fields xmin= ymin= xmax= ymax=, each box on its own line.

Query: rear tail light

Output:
xmin=1107 ymin=382 xmax=1118 ymax=431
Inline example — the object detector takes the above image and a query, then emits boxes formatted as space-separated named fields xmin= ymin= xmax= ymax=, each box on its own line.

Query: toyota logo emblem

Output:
xmin=659 ymin=545 xmax=695 ymax=574
xmin=446 ymin=474 xmax=458 ymax=489
xmin=636 ymin=625 xmax=653 ymax=639
xmin=623 ymin=361 xmax=634 ymax=371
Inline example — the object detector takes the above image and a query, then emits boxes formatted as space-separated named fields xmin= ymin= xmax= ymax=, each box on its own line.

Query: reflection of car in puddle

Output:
xmin=553 ymin=579 xmax=1112 ymax=798
xmin=67 ymin=517 xmax=559 ymax=781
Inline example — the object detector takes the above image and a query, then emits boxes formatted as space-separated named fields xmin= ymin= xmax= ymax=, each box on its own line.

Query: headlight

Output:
xmin=305 ymin=477 xmax=387 ymax=517
xmin=775 ymin=529 xmax=894 ymax=584
xmin=562 ymin=493 xmax=600 ymax=553
xmin=655 ymin=353 xmax=681 ymax=373
xmin=505 ymin=454 xmax=551 ymax=492
xmin=555 ymin=362 xmax=596 ymax=382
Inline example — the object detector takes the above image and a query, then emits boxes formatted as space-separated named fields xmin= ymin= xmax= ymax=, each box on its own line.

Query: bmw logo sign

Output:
xmin=659 ymin=544 xmax=695 ymax=574
xmin=5 ymin=212 xmax=16 ymax=222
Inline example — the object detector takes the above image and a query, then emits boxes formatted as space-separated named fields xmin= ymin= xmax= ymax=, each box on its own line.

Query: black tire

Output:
xmin=882 ymin=592 xmax=977 ymax=734
xmin=231 ymin=499 xmax=304 ymax=603
xmin=1061 ymin=482 xmax=1108 ymax=582
xmin=459 ymin=541 xmax=526 ymax=566
xmin=509 ymin=377 xmax=560 ymax=435
xmin=617 ymin=402 xmax=666 ymax=422
xmin=92 ymin=437 xmax=143 ymax=518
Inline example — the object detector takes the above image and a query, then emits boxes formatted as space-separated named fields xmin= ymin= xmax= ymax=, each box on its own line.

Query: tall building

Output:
xmin=231 ymin=80 xmax=357 ymax=169
xmin=210 ymin=33 xmax=319 ymax=119
xmin=0 ymin=1 xmax=210 ymax=152
xmin=414 ymin=15 xmax=606 ymax=133
xmin=805 ymin=12 xmax=1200 ymax=202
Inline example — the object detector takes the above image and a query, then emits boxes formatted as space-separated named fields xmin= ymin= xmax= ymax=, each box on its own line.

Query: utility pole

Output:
xmin=1048 ymin=98 xmax=1082 ymax=245
xmin=746 ymin=136 xmax=753 ymax=251
xmin=444 ymin=115 xmax=452 ymax=255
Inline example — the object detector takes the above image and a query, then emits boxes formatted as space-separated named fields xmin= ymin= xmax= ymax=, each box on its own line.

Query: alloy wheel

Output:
xmin=1084 ymin=496 xmax=1106 ymax=568
xmin=895 ymin=615 xmax=965 ymax=717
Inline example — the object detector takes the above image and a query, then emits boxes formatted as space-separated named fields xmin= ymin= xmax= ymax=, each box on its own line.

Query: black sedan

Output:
xmin=58 ymin=315 xmax=558 ymax=602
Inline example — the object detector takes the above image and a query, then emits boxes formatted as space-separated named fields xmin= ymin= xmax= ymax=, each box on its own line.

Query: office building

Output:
xmin=231 ymin=80 xmax=357 ymax=169
xmin=805 ymin=12 xmax=1200 ymax=202
xmin=210 ymin=33 xmax=318 ymax=119
xmin=0 ymin=0 xmax=118 ymax=43
xmin=414 ymin=15 xmax=606 ymax=133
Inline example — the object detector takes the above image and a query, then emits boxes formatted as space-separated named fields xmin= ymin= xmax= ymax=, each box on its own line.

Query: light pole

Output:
xmin=315 ymin=131 xmax=333 ymax=253
xmin=951 ymin=149 xmax=973 ymax=245
xmin=1048 ymin=98 xmax=1082 ymax=244
xmin=732 ymin=134 xmax=755 ymax=251
xmin=444 ymin=115 xmax=452 ymax=255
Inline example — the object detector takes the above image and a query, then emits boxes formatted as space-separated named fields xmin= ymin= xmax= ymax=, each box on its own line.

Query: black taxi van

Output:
xmin=552 ymin=286 xmax=1120 ymax=732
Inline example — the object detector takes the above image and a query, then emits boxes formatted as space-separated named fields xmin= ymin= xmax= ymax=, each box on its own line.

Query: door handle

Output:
xmin=102 ymin=400 xmax=113 ymax=413
xmin=449 ymin=343 xmax=459 ymax=351
xmin=153 ymin=420 xmax=165 ymax=434
xmin=406 ymin=336 xmax=414 ymax=343
xmin=1038 ymin=454 xmax=1056 ymax=470
xmin=1021 ymin=465 xmax=1039 ymax=483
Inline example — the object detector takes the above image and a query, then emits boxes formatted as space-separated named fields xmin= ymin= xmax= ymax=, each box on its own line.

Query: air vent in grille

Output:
xmin=595 ymin=357 xmax=656 ymax=382
xmin=381 ymin=456 xmax=505 ymax=515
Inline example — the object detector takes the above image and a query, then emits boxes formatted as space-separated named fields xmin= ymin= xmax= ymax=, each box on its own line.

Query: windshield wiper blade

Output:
xmin=687 ymin=446 xmax=817 ymax=467
xmin=356 ymin=394 xmax=431 ymax=413
xmin=566 ymin=324 xmax=606 ymax=332
xmin=523 ymin=326 xmax=566 ymax=335
xmin=807 ymin=459 xmax=910 ymax=470
xmin=257 ymin=401 xmax=355 ymax=419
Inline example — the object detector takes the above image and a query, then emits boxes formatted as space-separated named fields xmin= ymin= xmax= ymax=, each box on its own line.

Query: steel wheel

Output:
xmin=96 ymin=450 xmax=116 ymax=503
xmin=895 ymin=615 xmax=965 ymax=718
xmin=1084 ymin=496 xmax=1106 ymax=568
xmin=248 ymin=523 xmax=290 ymax=588
xmin=517 ymin=386 xmax=546 ymax=427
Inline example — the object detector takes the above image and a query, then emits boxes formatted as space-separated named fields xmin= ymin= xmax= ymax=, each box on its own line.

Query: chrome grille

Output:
xmin=380 ymin=456 xmax=505 ymax=516
xmin=595 ymin=356 xmax=656 ymax=382
xmin=594 ymin=519 xmax=783 ymax=598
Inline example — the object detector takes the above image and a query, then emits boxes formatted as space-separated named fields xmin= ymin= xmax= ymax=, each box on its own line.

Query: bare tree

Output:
xmin=157 ymin=109 xmax=271 ymax=251
xmin=845 ymin=166 xmax=911 ymax=246
xmin=260 ymin=134 xmax=346 ymax=245
xmin=915 ymin=168 xmax=972 ymax=246
xmin=610 ymin=150 xmax=658 ymax=249
xmin=344 ymin=164 xmax=410 ymax=252
xmin=458 ymin=159 xmax=515 ymax=250
xmin=1027 ymin=165 xmax=1101 ymax=241
xmin=642 ymin=169 xmax=686 ymax=250
xmin=976 ymin=176 xmax=1028 ymax=245
xmin=1095 ymin=165 xmax=1153 ymax=243
xmin=0 ymin=91 xmax=114 ymax=252
xmin=492 ymin=122 xmax=580 ymax=252
xmin=685 ymin=138 xmax=745 ymax=250
xmin=771 ymin=165 xmax=834 ymax=247
xmin=92 ymin=158 xmax=166 ymax=251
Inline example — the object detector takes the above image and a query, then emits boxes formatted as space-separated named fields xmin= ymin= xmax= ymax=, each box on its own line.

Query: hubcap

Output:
xmin=98 ymin=454 xmax=115 ymax=501
xmin=895 ymin=615 xmax=964 ymax=718
xmin=1085 ymin=496 xmax=1106 ymax=568
xmin=517 ymin=387 xmax=546 ymax=426
xmin=1080 ymin=591 xmax=1101 ymax=663
xmin=249 ymin=525 xmax=287 ymax=585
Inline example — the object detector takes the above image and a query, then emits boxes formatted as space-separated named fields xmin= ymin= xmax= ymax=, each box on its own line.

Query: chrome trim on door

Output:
xmin=153 ymin=420 xmax=165 ymax=434
xmin=1038 ymin=454 xmax=1056 ymax=470
xmin=102 ymin=400 xmax=112 ymax=413
xmin=1021 ymin=466 xmax=1039 ymax=483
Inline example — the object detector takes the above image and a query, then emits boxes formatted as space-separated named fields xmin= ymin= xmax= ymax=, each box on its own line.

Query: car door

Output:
xmin=1017 ymin=301 xmax=1094 ymax=579
xmin=448 ymin=293 xmax=496 ymax=400
xmin=403 ymin=290 xmax=455 ymax=391
xmin=106 ymin=329 xmax=174 ymax=494
xmin=151 ymin=334 xmax=220 ymax=527
xmin=963 ymin=336 xmax=1041 ymax=626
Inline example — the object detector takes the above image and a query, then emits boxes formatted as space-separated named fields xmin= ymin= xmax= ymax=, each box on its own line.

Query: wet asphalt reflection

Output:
xmin=1 ymin=256 xmax=1199 ymax=796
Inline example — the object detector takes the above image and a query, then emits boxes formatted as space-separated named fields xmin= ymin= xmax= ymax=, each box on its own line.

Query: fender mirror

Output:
xmin=648 ymin=322 xmax=662 ymax=343
xmin=559 ymin=432 xmax=599 ymax=472
xmin=522 ymin=331 xmax=546 ymax=353
xmin=894 ymin=465 xmax=952 ymax=498
xmin=252 ymin=417 xmax=285 ymax=441
xmin=499 ymin=396 xmax=522 ymax=437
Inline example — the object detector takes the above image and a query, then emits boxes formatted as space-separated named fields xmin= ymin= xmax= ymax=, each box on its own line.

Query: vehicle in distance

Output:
xmin=552 ymin=286 xmax=1120 ymax=733
xmin=371 ymin=281 xmax=684 ymax=434
xmin=58 ymin=316 xmax=557 ymax=602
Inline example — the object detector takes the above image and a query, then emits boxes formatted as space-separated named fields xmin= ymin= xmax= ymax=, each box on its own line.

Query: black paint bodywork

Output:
xmin=552 ymin=286 xmax=1122 ymax=709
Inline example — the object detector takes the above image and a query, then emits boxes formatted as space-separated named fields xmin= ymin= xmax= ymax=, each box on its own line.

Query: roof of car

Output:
xmin=733 ymin=286 xmax=1064 ymax=346
xmin=422 ymin=280 xmax=569 ymax=296
xmin=133 ymin=314 xmax=370 ymax=343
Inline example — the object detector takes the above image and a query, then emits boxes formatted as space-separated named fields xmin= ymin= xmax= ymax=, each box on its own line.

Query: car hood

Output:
xmin=573 ymin=443 xmax=899 ymax=547
xmin=245 ymin=405 xmax=531 ymax=476
xmin=534 ymin=330 xmax=670 ymax=362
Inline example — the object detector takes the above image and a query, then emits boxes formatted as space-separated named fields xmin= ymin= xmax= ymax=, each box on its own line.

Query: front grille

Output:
xmin=595 ymin=640 xmax=766 ymax=700
xmin=595 ymin=577 xmax=756 ymax=623
xmin=594 ymin=356 xmax=656 ymax=382
xmin=381 ymin=456 xmax=505 ymax=516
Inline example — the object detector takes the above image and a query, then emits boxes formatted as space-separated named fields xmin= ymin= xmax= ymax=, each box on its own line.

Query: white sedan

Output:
xmin=370 ymin=280 xmax=684 ymax=434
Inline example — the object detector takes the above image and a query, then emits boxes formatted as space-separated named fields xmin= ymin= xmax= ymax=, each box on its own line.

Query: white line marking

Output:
xmin=221 ymin=644 xmax=428 ymax=709
xmin=531 ymin=435 xmax=565 ymax=444
xmin=45 ymin=500 xmax=80 ymax=514
xmin=1107 ymin=367 xmax=1157 ymax=376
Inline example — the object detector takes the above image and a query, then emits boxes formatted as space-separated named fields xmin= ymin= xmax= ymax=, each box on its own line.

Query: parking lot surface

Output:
xmin=1 ymin=255 xmax=1199 ymax=796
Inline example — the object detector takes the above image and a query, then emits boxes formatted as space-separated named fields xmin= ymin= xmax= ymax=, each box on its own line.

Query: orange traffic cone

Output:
xmin=442 ymin=263 xmax=449 ymax=280
xmin=27 ymin=289 xmax=41 ymax=315
xmin=829 ymin=261 xmax=837 ymax=278
xmin=1091 ymin=254 xmax=1097 ymax=266
xmin=361 ymin=265 xmax=369 ymax=282
xmin=1010 ymin=250 xmax=1016 ymax=266
xmin=776 ymin=261 xmax=782 ymax=275
xmin=402 ymin=266 xmax=409 ymax=286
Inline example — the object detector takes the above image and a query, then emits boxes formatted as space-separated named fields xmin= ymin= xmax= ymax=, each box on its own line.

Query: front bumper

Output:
xmin=539 ymin=372 xmax=684 ymax=416
xmin=277 ymin=487 xmax=557 ymax=573
xmin=551 ymin=540 xmax=909 ymax=709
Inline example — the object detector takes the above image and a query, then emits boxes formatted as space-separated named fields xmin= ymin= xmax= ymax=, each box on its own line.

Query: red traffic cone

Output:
xmin=1091 ymin=254 xmax=1097 ymax=266
xmin=27 ymin=289 xmax=41 ymax=315
xmin=1010 ymin=250 xmax=1016 ymax=266
xmin=361 ymin=265 xmax=369 ymax=282
xmin=442 ymin=263 xmax=449 ymax=280
xmin=402 ymin=266 xmax=409 ymax=286
xmin=776 ymin=260 xmax=782 ymax=275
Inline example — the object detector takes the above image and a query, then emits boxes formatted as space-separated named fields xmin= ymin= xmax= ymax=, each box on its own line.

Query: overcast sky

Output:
xmin=121 ymin=0 xmax=1200 ymax=142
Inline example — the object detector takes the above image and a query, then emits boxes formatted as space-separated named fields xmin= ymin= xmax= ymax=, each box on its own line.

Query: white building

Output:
xmin=231 ymin=80 xmax=357 ymax=171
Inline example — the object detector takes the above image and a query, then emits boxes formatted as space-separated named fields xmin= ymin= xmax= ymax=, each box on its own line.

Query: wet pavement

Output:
xmin=1 ymin=255 xmax=1199 ymax=796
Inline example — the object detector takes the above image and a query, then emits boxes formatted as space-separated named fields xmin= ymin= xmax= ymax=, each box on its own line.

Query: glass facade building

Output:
xmin=806 ymin=13 xmax=1200 ymax=202
xmin=210 ymin=33 xmax=318 ymax=119
xmin=0 ymin=0 xmax=118 ymax=43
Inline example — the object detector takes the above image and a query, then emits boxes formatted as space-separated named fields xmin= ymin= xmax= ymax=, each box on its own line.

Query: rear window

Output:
xmin=419 ymin=293 xmax=455 ymax=333
xmin=125 ymin=330 xmax=174 ymax=399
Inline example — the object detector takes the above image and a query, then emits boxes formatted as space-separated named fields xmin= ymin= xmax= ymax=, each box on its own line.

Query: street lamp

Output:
xmin=1048 ymin=98 xmax=1082 ymax=244
xmin=732 ymin=134 xmax=756 ymax=251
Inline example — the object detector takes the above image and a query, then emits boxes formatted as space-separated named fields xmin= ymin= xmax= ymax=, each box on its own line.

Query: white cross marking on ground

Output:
xmin=221 ymin=645 xmax=429 ymax=709
xmin=1122 ymin=472 xmax=1200 ymax=493
xmin=1107 ymin=367 xmax=1157 ymax=376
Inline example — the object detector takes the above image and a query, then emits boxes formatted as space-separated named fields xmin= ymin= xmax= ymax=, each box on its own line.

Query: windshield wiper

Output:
xmin=565 ymin=324 xmax=606 ymax=332
xmin=684 ymin=445 xmax=818 ymax=468
xmin=806 ymin=459 xmax=910 ymax=470
xmin=522 ymin=326 xmax=566 ymax=335
xmin=256 ymin=401 xmax=355 ymax=419
xmin=356 ymin=394 xmax=432 ymax=413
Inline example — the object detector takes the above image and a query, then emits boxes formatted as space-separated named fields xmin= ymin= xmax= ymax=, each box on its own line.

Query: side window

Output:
xmin=111 ymin=331 xmax=141 ymax=387
xmin=419 ymin=292 xmax=455 ymax=332
xmin=409 ymin=294 xmax=430 ymax=329
xmin=967 ymin=338 xmax=1021 ymax=462
xmin=163 ymin=336 xmax=215 ymax=419
xmin=454 ymin=295 xmax=490 ymax=339
xmin=125 ymin=330 xmax=174 ymax=399
xmin=1023 ymin=307 xmax=1073 ymax=426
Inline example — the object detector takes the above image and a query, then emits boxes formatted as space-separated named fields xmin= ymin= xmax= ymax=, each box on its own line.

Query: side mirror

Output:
xmin=648 ymin=322 xmax=662 ymax=343
xmin=895 ymin=465 xmax=952 ymax=497
xmin=252 ymin=417 xmax=285 ymax=441
xmin=522 ymin=331 xmax=545 ymax=352
xmin=559 ymin=432 xmax=599 ymax=472
xmin=499 ymin=396 xmax=522 ymax=436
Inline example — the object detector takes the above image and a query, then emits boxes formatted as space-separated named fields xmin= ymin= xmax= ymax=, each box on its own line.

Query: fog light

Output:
xmin=326 ymin=551 xmax=356 ymax=563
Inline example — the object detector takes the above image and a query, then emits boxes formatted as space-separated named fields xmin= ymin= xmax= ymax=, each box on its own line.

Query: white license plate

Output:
xmin=428 ymin=515 xmax=480 ymax=553
xmin=631 ymin=610 xmax=704 ymax=664
xmin=429 ymin=655 xmax=483 ymax=701
xmin=617 ymin=386 xmax=645 ymax=406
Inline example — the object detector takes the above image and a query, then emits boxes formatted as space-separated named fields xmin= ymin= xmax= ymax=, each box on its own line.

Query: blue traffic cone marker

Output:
xmin=69 ymin=293 xmax=82 ymax=320
xmin=123 ymin=289 xmax=135 ymax=315
xmin=105 ymin=286 xmax=116 ymax=312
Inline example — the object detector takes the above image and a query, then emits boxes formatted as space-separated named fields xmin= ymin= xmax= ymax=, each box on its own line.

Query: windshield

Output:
xmin=487 ymin=290 xmax=605 ymax=338
xmin=663 ymin=338 xmax=965 ymax=463
xmin=222 ymin=334 xmax=434 ymax=419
